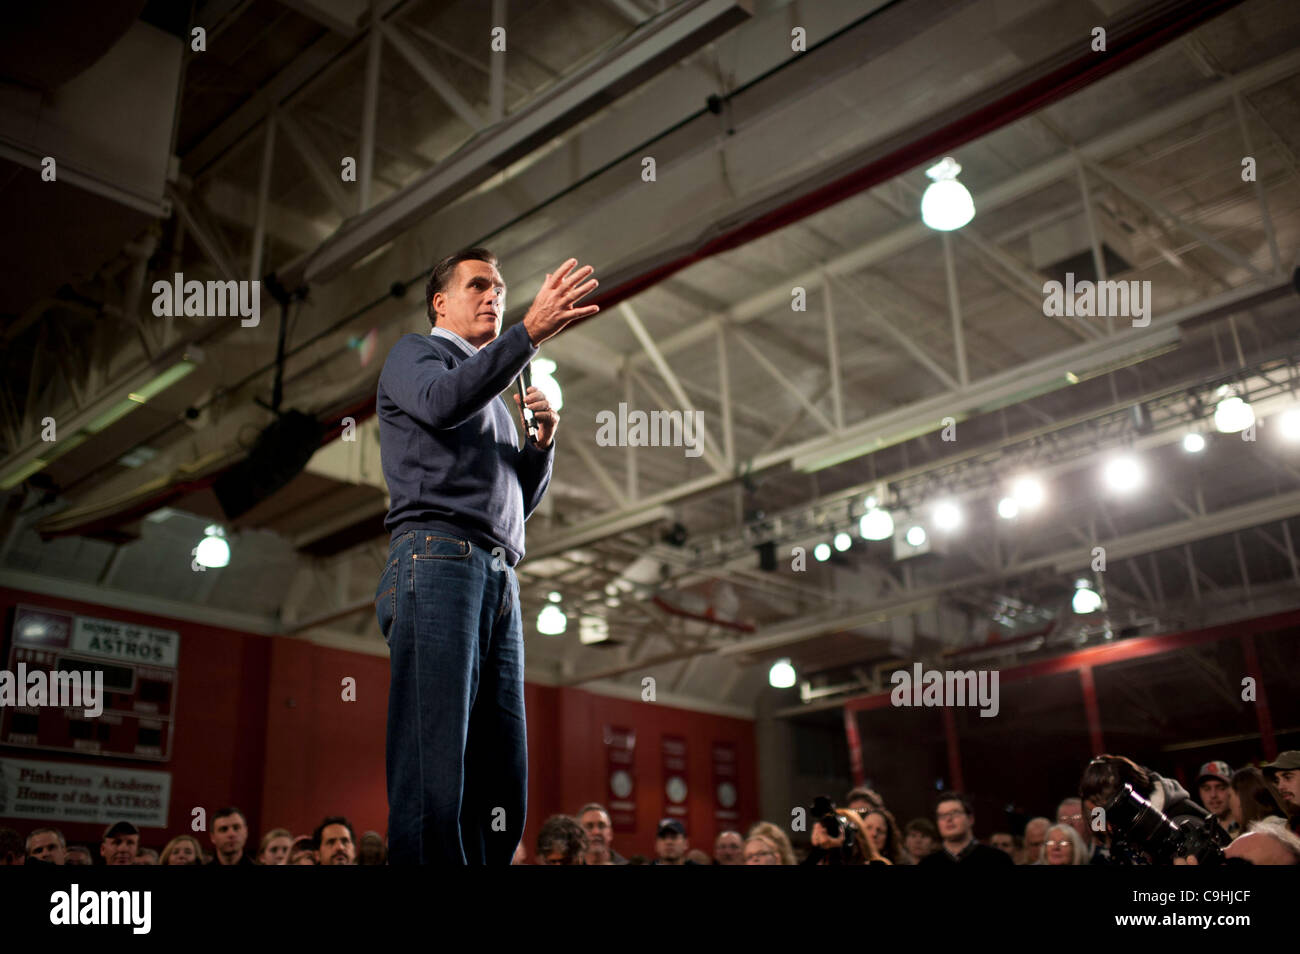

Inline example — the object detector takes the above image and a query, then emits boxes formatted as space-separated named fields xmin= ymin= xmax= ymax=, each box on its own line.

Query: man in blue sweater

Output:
xmin=374 ymin=248 xmax=599 ymax=864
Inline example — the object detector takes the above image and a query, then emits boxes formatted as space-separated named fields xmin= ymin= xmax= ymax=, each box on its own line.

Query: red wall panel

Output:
xmin=1 ymin=587 xmax=758 ymax=863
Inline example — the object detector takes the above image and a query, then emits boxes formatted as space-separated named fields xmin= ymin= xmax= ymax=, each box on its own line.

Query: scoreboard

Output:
xmin=1 ymin=605 xmax=179 ymax=761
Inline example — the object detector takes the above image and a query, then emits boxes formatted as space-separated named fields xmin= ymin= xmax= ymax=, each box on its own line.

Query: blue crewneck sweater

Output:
xmin=377 ymin=322 xmax=554 ymax=566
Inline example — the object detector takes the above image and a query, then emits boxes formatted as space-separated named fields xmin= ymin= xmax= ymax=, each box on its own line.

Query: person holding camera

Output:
xmin=801 ymin=796 xmax=889 ymax=865
xmin=1079 ymin=754 xmax=1228 ymax=864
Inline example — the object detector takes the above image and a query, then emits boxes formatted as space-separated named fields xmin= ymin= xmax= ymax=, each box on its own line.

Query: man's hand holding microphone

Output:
xmin=515 ymin=258 xmax=600 ymax=449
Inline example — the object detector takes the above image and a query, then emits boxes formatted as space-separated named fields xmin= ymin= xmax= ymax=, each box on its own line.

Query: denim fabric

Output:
xmin=375 ymin=528 xmax=526 ymax=865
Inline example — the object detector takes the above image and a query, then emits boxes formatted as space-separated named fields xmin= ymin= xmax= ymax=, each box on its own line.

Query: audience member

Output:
xmin=988 ymin=831 xmax=1018 ymax=859
xmin=903 ymin=817 xmax=938 ymax=862
xmin=1057 ymin=797 xmax=1105 ymax=865
xmin=1224 ymin=817 xmax=1300 ymax=865
xmin=804 ymin=806 xmax=888 ymax=865
xmin=206 ymin=807 xmax=255 ymax=866
xmin=101 ymin=821 xmax=139 ymax=866
xmin=1042 ymin=824 xmax=1087 ymax=865
xmin=862 ymin=808 xmax=908 ymax=864
xmin=1021 ymin=816 xmax=1050 ymax=864
xmin=511 ymin=842 xmax=528 ymax=865
xmin=744 ymin=833 xmax=784 ymax=865
xmin=314 ymin=816 xmax=357 ymax=865
xmin=1262 ymin=751 xmax=1300 ymax=813
xmin=161 ymin=834 xmax=205 ymax=865
xmin=65 ymin=845 xmax=93 ymax=866
xmin=258 ymin=828 xmax=293 ymax=865
xmin=26 ymin=827 xmax=67 ymax=865
xmin=746 ymin=821 xmax=796 ymax=866
xmin=0 ymin=827 xmax=24 ymax=865
xmin=135 ymin=848 xmax=159 ymax=864
xmin=652 ymin=818 xmax=696 ymax=865
xmin=919 ymin=792 xmax=1013 ymax=867
xmin=1195 ymin=760 xmax=1236 ymax=836
xmin=713 ymin=830 xmax=744 ymax=865
xmin=358 ymin=831 xmax=387 ymax=865
xmin=578 ymin=803 xmax=625 ymax=864
xmin=288 ymin=836 xmax=317 ymax=865
xmin=536 ymin=815 xmax=587 ymax=865
xmin=1230 ymin=765 xmax=1288 ymax=831
xmin=845 ymin=786 xmax=885 ymax=815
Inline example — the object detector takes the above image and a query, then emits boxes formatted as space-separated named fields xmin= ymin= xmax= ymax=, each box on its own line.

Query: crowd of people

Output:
xmin=2 ymin=750 xmax=1296 ymax=866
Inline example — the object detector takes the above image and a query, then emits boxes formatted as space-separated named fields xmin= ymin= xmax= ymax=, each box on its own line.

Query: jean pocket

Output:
xmin=413 ymin=533 xmax=471 ymax=560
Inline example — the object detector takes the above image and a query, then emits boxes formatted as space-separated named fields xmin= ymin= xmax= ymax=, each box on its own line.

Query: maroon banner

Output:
xmin=712 ymin=741 xmax=739 ymax=828
xmin=661 ymin=734 xmax=689 ymax=827
xmin=603 ymin=725 xmax=636 ymax=833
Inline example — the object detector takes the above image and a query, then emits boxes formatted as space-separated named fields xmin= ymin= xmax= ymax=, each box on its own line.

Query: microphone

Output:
xmin=517 ymin=362 xmax=539 ymax=444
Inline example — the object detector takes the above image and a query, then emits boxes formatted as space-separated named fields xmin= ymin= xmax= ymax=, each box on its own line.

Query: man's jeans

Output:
xmin=375 ymin=529 xmax=526 ymax=864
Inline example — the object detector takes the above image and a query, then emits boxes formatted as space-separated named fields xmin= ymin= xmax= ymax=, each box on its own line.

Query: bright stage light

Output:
xmin=1182 ymin=432 xmax=1206 ymax=453
xmin=997 ymin=497 xmax=1019 ymax=520
xmin=769 ymin=658 xmax=796 ymax=689
xmin=1072 ymin=579 xmax=1103 ymax=615
xmin=1103 ymin=456 xmax=1143 ymax=493
xmin=1278 ymin=408 xmax=1300 ymax=442
xmin=920 ymin=157 xmax=975 ymax=231
xmin=859 ymin=507 xmax=895 ymax=541
xmin=537 ymin=605 xmax=567 ymax=635
xmin=906 ymin=525 xmax=927 ymax=547
xmin=932 ymin=500 xmax=962 ymax=532
xmin=833 ymin=532 xmax=852 ymax=552
xmin=1214 ymin=394 xmax=1254 ymax=433
xmin=194 ymin=526 xmax=230 ymax=569
xmin=813 ymin=543 xmax=831 ymax=562
xmin=1011 ymin=476 xmax=1044 ymax=510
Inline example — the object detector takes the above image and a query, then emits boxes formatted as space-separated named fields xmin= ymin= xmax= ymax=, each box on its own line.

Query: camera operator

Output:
xmin=802 ymin=796 xmax=889 ymax=865
xmin=1079 ymin=754 xmax=1228 ymax=865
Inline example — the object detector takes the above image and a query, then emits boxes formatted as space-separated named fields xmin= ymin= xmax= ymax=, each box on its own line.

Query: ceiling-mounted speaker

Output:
xmin=213 ymin=410 xmax=325 ymax=520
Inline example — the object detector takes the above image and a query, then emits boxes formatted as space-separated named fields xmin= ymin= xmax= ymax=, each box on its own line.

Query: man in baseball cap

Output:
xmin=1195 ymin=760 xmax=1236 ymax=836
xmin=101 ymin=821 xmax=139 ymax=866
xmin=1262 ymin=751 xmax=1300 ymax=814
xmin=652 ymin=818 xmax=696 ymax=865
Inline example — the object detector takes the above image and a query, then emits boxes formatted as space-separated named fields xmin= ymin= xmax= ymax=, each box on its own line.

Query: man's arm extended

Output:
xmin=381 ymin=324 xmax=536 ymax=429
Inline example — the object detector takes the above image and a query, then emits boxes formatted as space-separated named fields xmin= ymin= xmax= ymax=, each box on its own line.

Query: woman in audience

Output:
xmin=1042 ymin=824 xmax=1087 ymax=865
xmin=160 ymin=834 xmax=205 ymax=866
xmin=1230 ymin=766 xmax=1288 ymax=832
xmin=862 ymin=808 xmax=909 ymax=864
xmin=257 ymin=828 xmax=293 ymax=865
xmin=745 ymin=821 xmax=796 ymax=865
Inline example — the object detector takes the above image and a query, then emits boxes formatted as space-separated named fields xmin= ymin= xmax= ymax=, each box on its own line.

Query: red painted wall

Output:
xmin=0 ymin=587 xmax=758 ymax=862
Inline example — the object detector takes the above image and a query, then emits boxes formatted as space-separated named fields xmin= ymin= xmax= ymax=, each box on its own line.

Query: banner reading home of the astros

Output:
xmin=0 ymin=756 xmax=171 ymax=827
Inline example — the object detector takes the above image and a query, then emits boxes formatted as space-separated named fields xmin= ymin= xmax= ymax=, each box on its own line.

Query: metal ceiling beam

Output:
xmin=279 ymin=0 xmax=755 ymax=286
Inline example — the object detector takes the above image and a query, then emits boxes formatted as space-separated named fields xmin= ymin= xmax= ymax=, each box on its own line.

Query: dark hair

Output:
xmin=0 ymin=827 xmax=23 ymax=862
xmin=1079 ymin=755 xmax=1154 ymax=808
xmin=863 ymin=807 xmax=906 ymax=864
xmin=425 ymin=247 xmax=499 ymax=327
xmin=904 ymin=817 xmax=939 ymax=839
xmin=934 ymin=791 xmax=973 ymax=817
xmin=312 ymin=816 xmax=356 ymax=849
xmin=212 ymin=806 xmax=245 ymax=824
xmin=535 ymin=815 xmax=587 ymax=864
xmin=1231 ymin=766 xmax=1288 ymax=828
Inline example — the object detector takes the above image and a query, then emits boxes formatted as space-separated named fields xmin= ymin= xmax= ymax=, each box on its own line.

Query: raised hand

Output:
xmin=521 ymin=259 xmax=599 ymax=346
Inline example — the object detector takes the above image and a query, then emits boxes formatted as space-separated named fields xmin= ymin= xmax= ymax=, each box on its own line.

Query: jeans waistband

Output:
xmin=390 ymin=520 xmax=519 ymax=567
